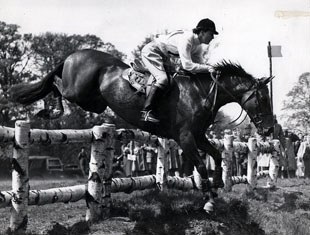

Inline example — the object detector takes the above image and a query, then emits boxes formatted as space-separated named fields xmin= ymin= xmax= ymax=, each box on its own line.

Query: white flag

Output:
xmin=268 ymin=45 xmax=282 ymax=57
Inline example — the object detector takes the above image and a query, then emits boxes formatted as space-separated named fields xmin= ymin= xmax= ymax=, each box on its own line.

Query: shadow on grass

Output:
xmin=111 ymin=189 xmax=264 ymax=235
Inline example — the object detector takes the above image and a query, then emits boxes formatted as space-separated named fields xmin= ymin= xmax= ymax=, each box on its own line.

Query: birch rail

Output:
xmin=0 ymin=120 xmax=279 ymax=233
xmin=0 ymin=174 xmax=249 ymax=208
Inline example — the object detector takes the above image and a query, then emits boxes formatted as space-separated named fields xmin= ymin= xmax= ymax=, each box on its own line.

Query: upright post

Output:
xmin=222 ymin=134 xmax=234 ymax=192
xmin=156 ymin=138 xmax=168 ymax=190
xmin=268 ymin=41 xmax=273 ymax=113
xmin=247 ymin=138 xmax=258 ymax=190
xmin=9 ymin=121 xmax=30 ymax=233
xmin=86 ymin=123 xmax=115 ymax=222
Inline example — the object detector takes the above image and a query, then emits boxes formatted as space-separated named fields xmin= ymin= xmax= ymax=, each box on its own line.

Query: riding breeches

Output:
xmin=141 ymin=42 xmax=171 ymax=89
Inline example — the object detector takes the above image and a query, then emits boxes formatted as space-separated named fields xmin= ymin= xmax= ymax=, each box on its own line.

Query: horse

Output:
xmin=9 ymin=49 xmax=274 ymax=212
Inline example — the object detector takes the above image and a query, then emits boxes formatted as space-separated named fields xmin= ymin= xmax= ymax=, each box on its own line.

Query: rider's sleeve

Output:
xmin=177 ymin=35 xmax=211 ymax=73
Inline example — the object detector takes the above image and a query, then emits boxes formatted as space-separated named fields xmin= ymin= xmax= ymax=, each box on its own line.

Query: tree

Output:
xmin=0 ymin=21 xmax=35 ymax=126
xmin=281 ymin=72 xmax=310 ymax=133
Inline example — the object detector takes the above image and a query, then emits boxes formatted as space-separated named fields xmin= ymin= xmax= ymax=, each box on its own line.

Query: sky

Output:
xmin=1 ymin=0 xmax=310 ymax=121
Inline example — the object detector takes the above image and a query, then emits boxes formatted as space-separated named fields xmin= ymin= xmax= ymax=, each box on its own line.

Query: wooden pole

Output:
xmin=247 ymin=138 xmax=258 ymax=190
xmin=86 ymin=123 xmax=115 ymax=222
xmin=101 ymin=123 xmax=115 ymax=219
xmin=268 ymin=41 xmax=273 ymax=113
xmin=9 ymin=120 xmax=30 ymax=233
xmin=156 ymin=138 xmax=168 ymax=190
xmin=222 ymin=134 xmax=234 ymax=192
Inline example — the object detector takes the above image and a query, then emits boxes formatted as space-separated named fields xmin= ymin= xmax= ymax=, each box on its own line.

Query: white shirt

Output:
xmin=155 ymin=30 xmax=211 ymax=73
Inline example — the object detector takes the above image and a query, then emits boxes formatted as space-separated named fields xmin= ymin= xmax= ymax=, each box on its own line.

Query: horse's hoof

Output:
xmin=203 ymin=202 xmax=214 ymax=213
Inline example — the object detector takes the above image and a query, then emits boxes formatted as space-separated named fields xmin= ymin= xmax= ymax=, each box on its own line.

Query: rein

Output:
xmin=208 ymin=72 xmax=259 ymax=126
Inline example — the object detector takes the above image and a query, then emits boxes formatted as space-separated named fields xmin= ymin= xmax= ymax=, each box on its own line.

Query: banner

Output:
xmin=268 ymin=45 xmax=282 ymax=57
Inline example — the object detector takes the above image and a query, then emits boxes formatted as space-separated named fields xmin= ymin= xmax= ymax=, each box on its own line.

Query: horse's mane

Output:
xmin=213 ymin=60 xmax=253 ymax=79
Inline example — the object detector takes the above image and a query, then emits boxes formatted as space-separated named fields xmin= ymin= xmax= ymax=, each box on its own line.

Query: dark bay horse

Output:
xmin=9 ymin=49 xmax=274 ymax=212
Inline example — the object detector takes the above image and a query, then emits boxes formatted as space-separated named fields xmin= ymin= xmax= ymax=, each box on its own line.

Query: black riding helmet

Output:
xmin=195 ymin=18 xmax=219 ymax=35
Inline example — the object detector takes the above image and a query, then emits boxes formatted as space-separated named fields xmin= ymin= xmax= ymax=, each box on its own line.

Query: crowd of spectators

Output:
xmin=80 ymin=116 xmax=310 ymax=186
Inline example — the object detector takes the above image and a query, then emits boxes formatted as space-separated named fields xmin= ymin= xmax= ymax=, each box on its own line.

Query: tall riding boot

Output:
xmin=140 ymin=85 xmax=163 ymax=123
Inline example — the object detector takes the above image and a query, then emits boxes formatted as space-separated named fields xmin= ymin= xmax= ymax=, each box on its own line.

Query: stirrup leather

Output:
xmin=141 ymin=110 xmax=160 ymax=123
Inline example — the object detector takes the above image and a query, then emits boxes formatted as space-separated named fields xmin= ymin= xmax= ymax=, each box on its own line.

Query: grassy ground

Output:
xmin=1 ymin=177 xmax=310 ymax=235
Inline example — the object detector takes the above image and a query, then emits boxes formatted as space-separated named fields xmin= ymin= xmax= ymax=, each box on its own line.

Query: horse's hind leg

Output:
xmin=36 ymin=75 xmax=64 ymax=119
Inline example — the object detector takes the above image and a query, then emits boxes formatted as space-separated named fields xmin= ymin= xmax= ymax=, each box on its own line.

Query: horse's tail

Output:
xmin=10 ymin=62 xmax=64 ymax=105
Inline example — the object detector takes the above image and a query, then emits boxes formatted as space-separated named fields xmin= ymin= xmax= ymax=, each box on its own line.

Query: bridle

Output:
xmin=208 ymin=72 xmax=273 ymax=128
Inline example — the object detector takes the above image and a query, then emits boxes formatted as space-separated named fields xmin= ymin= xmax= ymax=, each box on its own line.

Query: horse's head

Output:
xmin=239 ymin=76 xmax=274 ymax=135
xmin=213 ymin=61 xmax=274 ymax=136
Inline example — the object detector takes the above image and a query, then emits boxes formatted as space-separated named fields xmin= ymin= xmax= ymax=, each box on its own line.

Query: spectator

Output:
xmin=283 ymin=129 xmax=299 ymax=177
xmin=238 ymin=125 xmax=252 ymax=176
xmin=78 ymin=147 xmax=89 ymax=177
xmin=297 ymin=136 xmax=310 ymax=178
xmin=232 ymin=128 xmax=245 ymax=176
xmin=136 ymin=144 xmax=148 ymax=175
xmin=167 ymin=140 xmax=182 ymax=176
xmin=296 ymin=154 xmax=305 ymax=178
xmin=271 ymin=115 xmax=286 ymax=179
xmin=132 ymin=142 xmax=143 ymax=176
xmin=266 ymin=148 xmax=280 ymax=188
xmin=256 ymin=133 xmax=270 ymax=174
xmin=142 ymin=143 xmax=157 ymax=174
xmin=294 ymin=132 xmax=304 ymax=156
xmin=121 ymin=141 xmax=132 ymax=177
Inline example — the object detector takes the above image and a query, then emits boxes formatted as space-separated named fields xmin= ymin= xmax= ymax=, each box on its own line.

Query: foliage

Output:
xmin=0 ymin=21 xmax=35 ymax=126
xmin=30 ymin=32 xmax=126 ymax=72
xmin=281 ymin=72 xmax=310 ymax=133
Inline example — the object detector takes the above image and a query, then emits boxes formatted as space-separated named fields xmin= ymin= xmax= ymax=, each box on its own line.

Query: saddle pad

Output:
xmin=122 ymin=68 xmax=146 ymax=94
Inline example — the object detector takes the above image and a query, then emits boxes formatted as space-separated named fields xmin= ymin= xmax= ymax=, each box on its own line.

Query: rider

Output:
xmin=140 ymin=18 xmax=218 ymax=123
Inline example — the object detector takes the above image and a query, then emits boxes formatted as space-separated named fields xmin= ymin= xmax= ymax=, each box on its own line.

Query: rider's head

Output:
xmin=193 ymin=18 xmax=218 ymax=44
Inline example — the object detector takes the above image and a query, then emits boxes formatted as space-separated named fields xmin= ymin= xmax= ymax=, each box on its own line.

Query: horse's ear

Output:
xmin=260 ymin=76 xmax=274 ymax=85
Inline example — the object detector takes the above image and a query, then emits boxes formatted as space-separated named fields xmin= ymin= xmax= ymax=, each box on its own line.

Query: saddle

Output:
xmin=122 ymin=59 xmax=189 ymax=95
xmin=121 ymin=59 xmax=151 ymax=94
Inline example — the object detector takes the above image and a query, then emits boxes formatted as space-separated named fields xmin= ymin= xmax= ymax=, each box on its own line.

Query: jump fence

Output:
xmin=0 ymin=120 xmax=280 ymax=233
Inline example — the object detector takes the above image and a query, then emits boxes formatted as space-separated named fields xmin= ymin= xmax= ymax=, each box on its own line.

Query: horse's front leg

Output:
xmin=195 ymin=134 xmax=224 ymax=189
xmin=178 ymin=131 xmax=215 ymax=212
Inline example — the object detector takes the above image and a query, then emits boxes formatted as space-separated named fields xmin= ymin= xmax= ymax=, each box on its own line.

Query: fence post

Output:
xmin=247 ymin=137 xmax=258 ymax=190
xmin=267 ymin=139 xmax=280 ymax=187
xmin=86 ymin=123 xmax=115 ymax=223
xmin=156 ymin=138 xmax=168 ymax=190
xmin=222 ymin=134 xmax=234 ymax=192
xmin=9 ymin=120 xmax=30 ymax=233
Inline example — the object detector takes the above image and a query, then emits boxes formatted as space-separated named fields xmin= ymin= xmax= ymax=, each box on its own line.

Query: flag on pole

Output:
xmin=267 ymin=45 xmax=282 ymax=57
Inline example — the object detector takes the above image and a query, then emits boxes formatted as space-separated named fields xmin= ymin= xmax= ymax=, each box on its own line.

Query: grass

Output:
xmin=1 ymin=178 xmax=310 ymax=234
